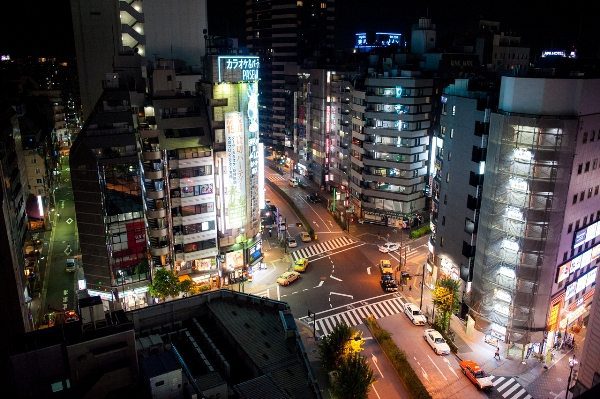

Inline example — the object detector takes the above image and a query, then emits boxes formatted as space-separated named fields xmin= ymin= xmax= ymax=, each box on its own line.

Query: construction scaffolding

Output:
xmin=472 ymin=115 xmax=570 ymax=344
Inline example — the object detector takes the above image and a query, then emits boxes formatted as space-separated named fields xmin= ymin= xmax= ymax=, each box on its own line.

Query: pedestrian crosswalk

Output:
xmin=489 ymin=376 xmax=532 ymax=399
xmin=267 ymin=174 xmax=286 ymax=183
xmin=299 ymin=296 xmax=406 ymax=336
xmin=290 ymin=236 xmax=357 ymax=261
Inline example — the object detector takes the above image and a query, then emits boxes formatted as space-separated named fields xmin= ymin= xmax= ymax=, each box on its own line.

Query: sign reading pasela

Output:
xmin=217 ymin=56 xmax=260 ymax=83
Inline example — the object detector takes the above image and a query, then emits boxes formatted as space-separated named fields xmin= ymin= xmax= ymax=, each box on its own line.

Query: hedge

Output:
xmin=365 ymin=316 xmax=432 ymax=399
xmin=432 ymin=324 xmax=458 ymax=354
xmin=265 ymin=180 xmax=313 ymax=236
xmin=409 ymin=224 xmax=431 ymax=239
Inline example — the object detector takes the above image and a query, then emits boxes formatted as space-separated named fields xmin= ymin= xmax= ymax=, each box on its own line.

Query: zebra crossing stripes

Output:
xmin=490 ymin=376 xmax=532 ymax=399
xmin=290 ymin=236 xmax=356 ymax=261
xmin=300 ymin=297 xmax=405 ymax=336
xmin=267 ymin=174 xmax=286 ymax=182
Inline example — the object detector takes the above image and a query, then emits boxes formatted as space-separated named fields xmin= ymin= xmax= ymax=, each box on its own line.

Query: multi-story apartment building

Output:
xmin=0 ymin=105 xmax=33 ymax=336
xmin=245 ymin=0 xmax=335 ymax=149
xmin=470 ymin=76 xmax=600 ymax=351
xmin=475 ymin=20 xmax=530 ymax=73
xmin=350 ymin=70 xmax=432 ymax=226
xmin=139 ymin=58 xmax=219 ymax=287
xmin=429 ymin=77 xmax=496 ymax=298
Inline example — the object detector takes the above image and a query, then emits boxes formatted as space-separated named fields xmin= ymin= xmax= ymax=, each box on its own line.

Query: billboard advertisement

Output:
xmin=225 ymin=249 xmax=244 ymax=270
xmin=225 ymin=112 xmax=246 ymax=229
xmin=111 ymin=219 xmax=147 ymax=268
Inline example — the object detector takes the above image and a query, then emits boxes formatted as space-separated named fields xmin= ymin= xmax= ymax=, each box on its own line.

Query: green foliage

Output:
xmin=432 ymin=277 xmax=461 ymax=333
xmin=409 ymin=224 xmax=431 ymax=239
xmin=330 ymin=353 xmax=375 ymax=399
xmin=318 ymin=322 xmax=353 ymax=372
xmin=365 ymin=317 xmax=432 ymax=399
xmin=134 ymin=258 xmax=149 ymax=275
xmin=149 ymin=268 xmax=182 ymax=301
xmin=179 ymin=278 xmax=193 ymax=295
xmin=197 ymin=283 xmax=211 ymax=293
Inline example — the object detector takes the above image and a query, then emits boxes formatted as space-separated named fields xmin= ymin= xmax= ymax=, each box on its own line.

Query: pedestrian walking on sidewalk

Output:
xmin=494 ymin=346 xmax=501 ymax=361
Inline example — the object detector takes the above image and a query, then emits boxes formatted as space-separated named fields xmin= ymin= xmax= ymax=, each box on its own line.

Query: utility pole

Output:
xmin=308 ymin=309 xmax=316 ymax=339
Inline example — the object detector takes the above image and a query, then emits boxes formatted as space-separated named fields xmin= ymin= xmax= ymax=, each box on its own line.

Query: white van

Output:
xmin=289 ymin=178 xmax=299 ymax=187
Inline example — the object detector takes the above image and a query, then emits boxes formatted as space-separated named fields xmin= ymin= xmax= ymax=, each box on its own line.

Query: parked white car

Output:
xmin=423 ymin=328 xmax=451 ymax=355
xmin=378 ymin=242 xmax=400 ymax=253
xmin=404 ymin=303 xmax=427 ymax=326
xmin=287 ymin=237 xmax=298 ymax=248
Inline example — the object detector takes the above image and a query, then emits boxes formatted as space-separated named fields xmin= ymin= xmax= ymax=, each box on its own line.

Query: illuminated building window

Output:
xmin=509 ymin=177 xmax=527 ymax=191
xmin=513 ymin=148 xmax=532 ymax=162
xmin=506 ymin=206 xmax=523 ymax=221
xmin=501 ymin=239 xmax=519 ymax=252
xmin=494 ymin=303 xmax=510 ymax=317
xmin=498 ymin=266 xmax=515 ymax=279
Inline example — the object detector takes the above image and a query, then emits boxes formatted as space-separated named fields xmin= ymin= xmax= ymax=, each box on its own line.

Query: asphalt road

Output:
xmin=42 ymin=155 xmax=79 ymax=318
xmin=378 ymin=312 xmax=487 ymax=399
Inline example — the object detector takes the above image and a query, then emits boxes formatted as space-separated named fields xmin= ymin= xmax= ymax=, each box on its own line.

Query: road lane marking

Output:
xmin=330 ymin=275 xmax=342 ymax=281
xmin=329 ymin=291 xmax=353 ymax=298
xmin=314 ymin=280 xmax=324 ymax=288
xmin=310 ymin=242 xmax=365 ymax=262
xmin=427 ymin=354 xmax=448 ymax=380
xmin=443 ymin=358 xmax=459 ymax=378
xmin=371 ymin=383 xmax=382 ymax=399
xmin=371 ymin=354 xmax=384 ymax=378
xmin=277 ymin=284 xmax=280 ymax=301
xmin=367 ymin=266 xmax=371 ymax=274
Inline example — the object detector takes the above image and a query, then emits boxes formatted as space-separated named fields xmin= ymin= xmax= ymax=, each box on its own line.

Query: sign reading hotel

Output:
xmin=225 ymin=112 xmax=246 ymax=229
xmin=217 ymin=56 xmax=260 ymax=83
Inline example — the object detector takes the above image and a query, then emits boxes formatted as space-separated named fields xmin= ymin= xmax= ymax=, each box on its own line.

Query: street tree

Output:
xmin=318 ymin=322 xmax=353 ymax=371
xmin=179 ymin=278 xmax=193 ymax=296
xmin=432 ymin=277 xmax=460 ymax=332
xmin=149 ymin=268 xmax=181 ymax=302
xmin=330 ymin=353 xmax=375 ymax=399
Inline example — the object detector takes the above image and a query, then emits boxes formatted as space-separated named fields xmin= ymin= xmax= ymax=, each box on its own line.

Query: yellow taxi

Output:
xmin=293 ymin=258 xmax=309 ymax=272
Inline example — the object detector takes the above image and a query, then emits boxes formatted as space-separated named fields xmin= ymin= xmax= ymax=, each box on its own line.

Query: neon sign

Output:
xmin=218 ymin=56 xmax=260 ymax=82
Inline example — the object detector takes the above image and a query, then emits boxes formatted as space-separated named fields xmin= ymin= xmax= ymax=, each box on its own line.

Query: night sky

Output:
xmin=1 ymin=1 xmax=596 ymax=58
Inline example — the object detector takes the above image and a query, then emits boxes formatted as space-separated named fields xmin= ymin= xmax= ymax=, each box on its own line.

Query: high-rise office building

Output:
xmin=71 ymin=0 xmax=208 ymax=121
xmin=245 ymin=0 xmax=335 ymax=149
xmin=70 ymin=74 xmax=150 ymax=308
xmin=470 ymin=76 xmax=600 ymax=349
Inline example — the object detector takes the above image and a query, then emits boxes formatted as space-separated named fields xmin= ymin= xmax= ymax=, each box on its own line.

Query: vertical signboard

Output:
xmin=225 ymin=112 xmax=246 ymax=229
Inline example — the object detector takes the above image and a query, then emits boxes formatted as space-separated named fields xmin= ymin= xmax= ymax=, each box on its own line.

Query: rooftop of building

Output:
xmin=9 ymin=290 xmax=319 ymax=398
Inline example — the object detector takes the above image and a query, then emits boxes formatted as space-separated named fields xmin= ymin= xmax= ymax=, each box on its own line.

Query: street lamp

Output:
xmin=566 ymin=356 xmax=578 ymax=399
